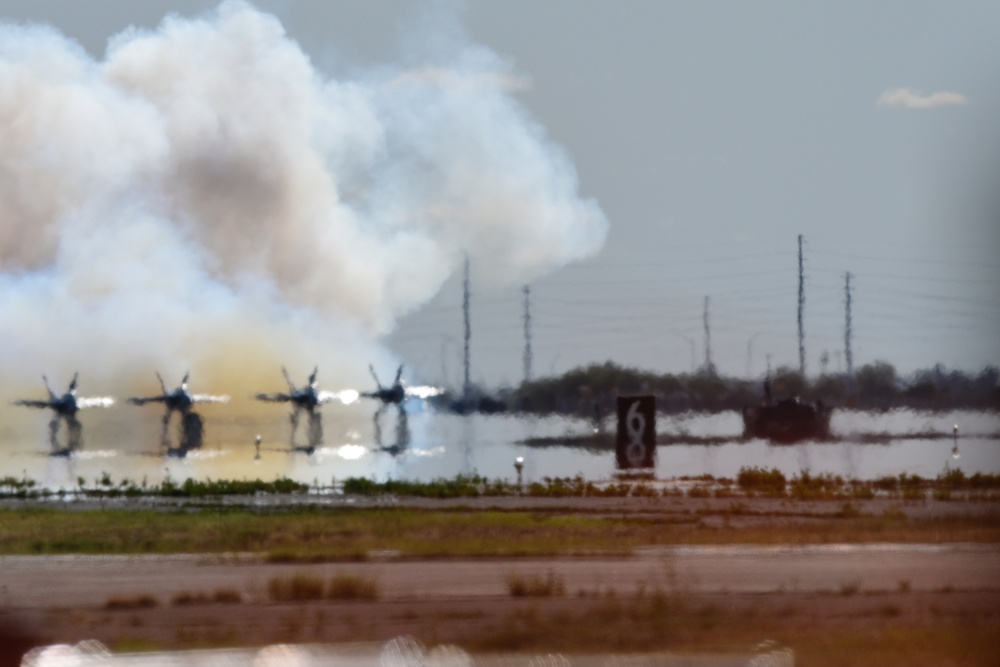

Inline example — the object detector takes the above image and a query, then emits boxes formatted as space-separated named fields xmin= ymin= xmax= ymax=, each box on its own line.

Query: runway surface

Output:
xmin=3 ymin=543 xmax=997 ymax=609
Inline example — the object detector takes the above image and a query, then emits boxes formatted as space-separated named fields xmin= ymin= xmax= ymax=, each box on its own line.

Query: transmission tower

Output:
xmin=522 ymin=285 xmax=533 ymax=384
xmin=462 ymin=257 xmax=471 ymax=399
xmin=797 ymin=234 xmax=806 ymax=375
xmin=844 ymin=271 xmax=853 ymax=378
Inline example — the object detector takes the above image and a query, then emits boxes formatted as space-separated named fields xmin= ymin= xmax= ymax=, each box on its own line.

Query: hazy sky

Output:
xmin=3 ymin=0 xmax=998 ymax=389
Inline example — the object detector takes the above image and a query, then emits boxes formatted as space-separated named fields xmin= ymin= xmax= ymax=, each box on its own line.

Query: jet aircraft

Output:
xmin=128 ymin=372 xmax=229 ymax=453
xmin=362 ymin=364 xmax=443 ymax=406
xmin=254 ymin=366 xmax=358 ymax=451
xmin=12 ymin=373 xmax=114 ymax=454
xmin=362 ymin=364 xmax=406 ymax=406
xmin=362 ymin=364 xmax=441 ymax=455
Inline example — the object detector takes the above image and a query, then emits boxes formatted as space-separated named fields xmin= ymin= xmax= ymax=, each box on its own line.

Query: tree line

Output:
xmin=491 ymin=361 xmax=1000 ymax=417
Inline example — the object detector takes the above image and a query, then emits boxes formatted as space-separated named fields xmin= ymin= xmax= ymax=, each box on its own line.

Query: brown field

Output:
xmin=1 ymin=494 xmax=998 ymax=666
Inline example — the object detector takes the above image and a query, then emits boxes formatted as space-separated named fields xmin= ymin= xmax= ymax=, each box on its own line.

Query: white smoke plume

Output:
xmin=0 ymin=1 xmax=607 ymax=407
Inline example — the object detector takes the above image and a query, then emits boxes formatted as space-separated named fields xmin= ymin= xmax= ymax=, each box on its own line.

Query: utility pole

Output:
xmin=703 ymin=296 xmax=714 ymax=374
xmin=797 ymin=234 xmax=806 ymax=376
xmin=667 ymin=332 xmax=696 ymax=373
xmin=844 ymin=271 xmax=853 ymax=379
xmin=522 ymin=285 xmax=532 ymax=384
xmin=462 ymin=257 xmax=471 ymax=399
xmin=746 ymin=332 xmax=764 ymax=378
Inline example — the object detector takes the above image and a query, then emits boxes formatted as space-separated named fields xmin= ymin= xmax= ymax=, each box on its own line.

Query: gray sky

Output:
xmin=3 ymin=0 xmax=998 ymax=388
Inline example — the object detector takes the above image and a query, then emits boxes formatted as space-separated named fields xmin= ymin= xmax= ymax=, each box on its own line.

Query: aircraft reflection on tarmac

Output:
xmin=362 ymin=364 xmax=441 ymax=456
xmin=10 ymin=364 xmax=444 ymax=460
xmin=254 ymin=367 xmax=359 ymax=453
xmin=12 ymin=373 xmax=114 ymax=457
xmin=128 ymin=372 xmax=229 ymax=457
xmin=248 ymin=364 xmax=443 ymax=460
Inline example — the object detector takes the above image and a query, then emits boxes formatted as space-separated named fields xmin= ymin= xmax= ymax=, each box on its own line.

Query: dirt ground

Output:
xmin=2 ymin=495 xmax=999 ymax=664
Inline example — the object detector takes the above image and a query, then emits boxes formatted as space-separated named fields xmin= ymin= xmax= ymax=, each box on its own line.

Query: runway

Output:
xmin=3 ymin=543 xmax=997 ymax=609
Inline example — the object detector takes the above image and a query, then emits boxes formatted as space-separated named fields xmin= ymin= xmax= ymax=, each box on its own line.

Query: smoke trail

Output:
xmin=0 ymin=1 xmax=607 ymax=402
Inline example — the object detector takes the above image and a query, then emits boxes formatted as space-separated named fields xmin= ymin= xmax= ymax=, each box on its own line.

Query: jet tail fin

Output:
xmin=43 ymin=375 xmax=56 ymax=401
xmin=282 ymin=367 xmax=295 ymax=392
xmin=393 ymin=364 xmax=404 ymax=387
xmin=369 ymin=364 xmax=383 ymax=390
xmin=155 ymin=372 xmax=168 ymax=395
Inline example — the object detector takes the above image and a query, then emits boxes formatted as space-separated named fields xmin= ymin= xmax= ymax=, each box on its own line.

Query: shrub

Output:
xmin=687 ymin=486 xmax=710 ymax=498
xmin=737 ymin=467 xmax=786 ymax=497
xmin=873 ymin=476 xmax=898 ymax=492
xmin=790 ymin=471 xmax=845 ymax=500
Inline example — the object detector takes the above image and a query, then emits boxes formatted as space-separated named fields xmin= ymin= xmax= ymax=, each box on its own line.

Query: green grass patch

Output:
xmin=5 ymin=470 xmax=999 ymax=501
xmin=1 ymin=505 xmax=998 ymax=558
xmin=0 ymin=474 xmax=308 ymax=499
xmin=737 ymin=467 xmax=787 ymax=497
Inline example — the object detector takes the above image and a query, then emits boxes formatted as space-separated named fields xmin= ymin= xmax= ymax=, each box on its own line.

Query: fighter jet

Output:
xmin=362 ymin=364 xmax=443 ymax=406
xmin=254 ymin=366 xmax=358 ymax=451
xmin=363 ymin=364 xmax=406 ymax=406
xmin=362 ymin=364 xmax=441 ymax=455
xmin=254 ymin=366 xmax=359 ymax=411
xmin=128 ymin=372 xmax=228 ymax=451
xmin=12 ymin=373 xmax=114 ymax=454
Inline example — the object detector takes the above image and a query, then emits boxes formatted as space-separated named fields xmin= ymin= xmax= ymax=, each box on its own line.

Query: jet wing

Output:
xmin=255 ymin=392 xmax=293 ymax=402
xmin=127 ymin=395 xmax=167 ymax=406
xmin=12 ymin=399 xmax=54 ymax=409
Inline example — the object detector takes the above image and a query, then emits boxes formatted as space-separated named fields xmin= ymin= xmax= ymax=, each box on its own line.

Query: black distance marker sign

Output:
xmin=616 ymin=395 xmax=655 ymax=469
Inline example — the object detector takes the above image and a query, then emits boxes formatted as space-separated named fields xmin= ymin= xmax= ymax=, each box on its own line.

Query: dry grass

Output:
xmin=171 ymin=588 xmax=243 ymax=606
xmin=104 ymin=594 xmax=158 ymax=610
xmin=505 ymin=570 xmax=566 ymax=597
xmin=467 ymin=591 xmax=1000 ymax=666
xmin=212 ymin=588 xmax=243 ymax=604
xmin=267 ymin=572 xmax=379 ymax=601
xmin=268 ymin=573 xmax=325 ymax=602
xmin=44 ymin=581 xmax=1000 ymax=665
xmin=838 ymin=580 xmax=862 ymax=596
xmin=326 ymin=573 xmax=379 ymax=600
xmin=171 ymin=591 xmax=208 ymax=606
